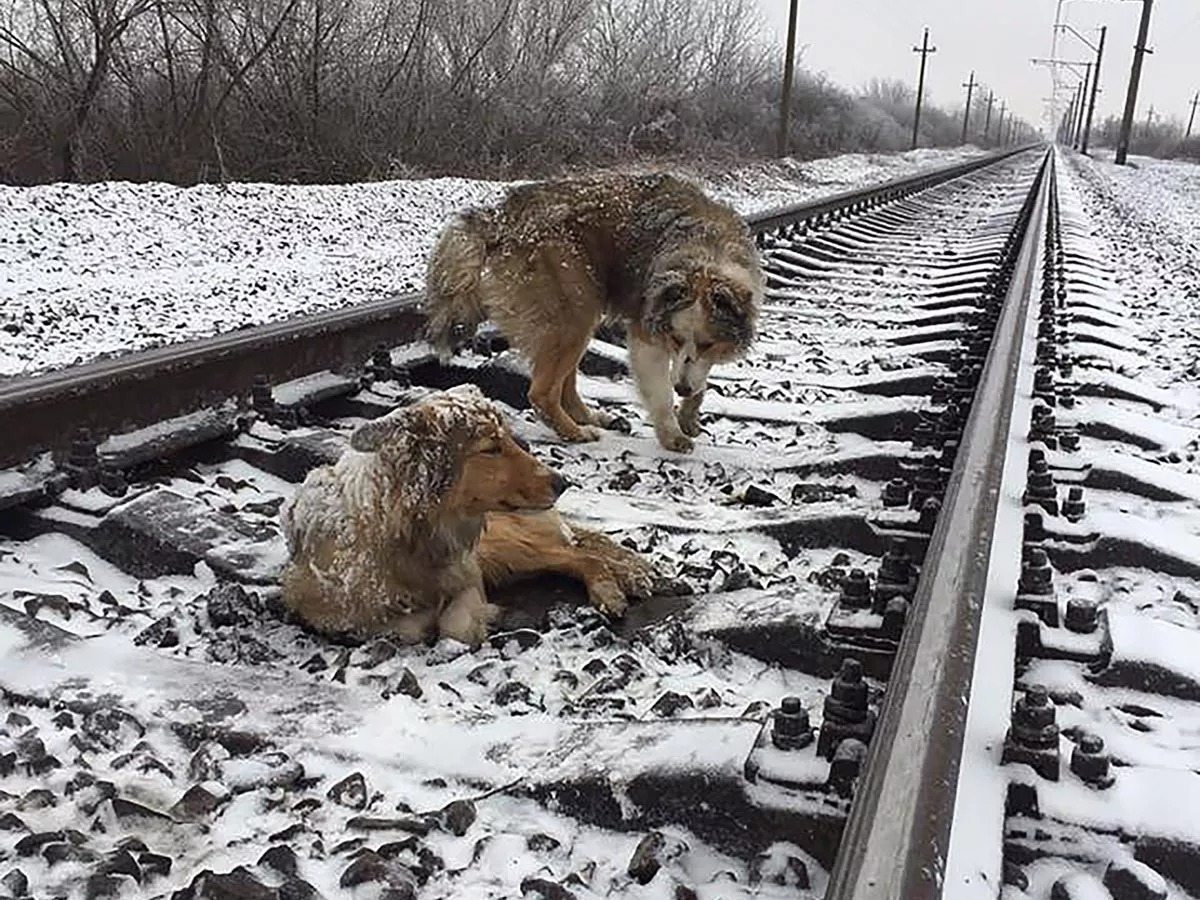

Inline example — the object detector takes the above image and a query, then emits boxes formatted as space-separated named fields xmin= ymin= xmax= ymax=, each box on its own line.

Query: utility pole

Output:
xmin=983 ymin=91 xmax=995 ymax=141
xmin=1144 ymin=104 xmax=1155 ymax=135
xmin=1081 ymin=26 xmax=1106 ymax=154
xmin=1074 ymin=68 xmax=1091 ymax=148
xmin=911 ymin=28 xmax=937 ymax=149
xmin=1115 ymin=0 xmax=1154 ymax=165
xmin=995 ymin=100 xmax=1007 ymax=147
xmin=1187 ymin=91 xmax=1199 ymax=140
xmin=961 ymin=71 xmax=976 ymax=144
xmin=777 ymin=0 xmax=800 ymax=157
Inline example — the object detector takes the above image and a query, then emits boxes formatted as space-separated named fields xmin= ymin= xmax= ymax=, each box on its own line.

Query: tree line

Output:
xmin=1 ymin=0 xmax=993 ymax=184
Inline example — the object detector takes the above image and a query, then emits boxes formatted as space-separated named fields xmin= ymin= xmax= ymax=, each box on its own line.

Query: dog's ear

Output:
xmin=708 ymin=284 xmax=757 ymax=349
xmin=350 ymin=407 xmax=418 ymax=452
xmin=643 ymin=271 xmax=693 ymax=334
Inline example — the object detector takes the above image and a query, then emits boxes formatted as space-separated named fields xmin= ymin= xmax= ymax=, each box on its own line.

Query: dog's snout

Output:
xmin=674 ymin=382 xmax=694 ymax=398
xmin=550 ymin=471 xmax=570 ymax=498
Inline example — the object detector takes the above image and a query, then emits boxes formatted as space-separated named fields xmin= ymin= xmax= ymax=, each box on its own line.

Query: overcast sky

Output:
xmin=754 ymin=1 xmax=1200 ymax=136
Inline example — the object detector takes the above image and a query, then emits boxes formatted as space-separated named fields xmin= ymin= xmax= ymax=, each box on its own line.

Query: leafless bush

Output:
xmin=1 ymin=0 xmax=969 ymax=184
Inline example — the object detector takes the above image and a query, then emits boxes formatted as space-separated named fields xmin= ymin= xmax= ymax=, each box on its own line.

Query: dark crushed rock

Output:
xmin=15 ymin=830 xmax=66 ymax=856
xmin=650 ymin=691 xmax=694 ymax=718
xmin=1 ymin=869 xmax=29 ymax=896
xmin=627 ymin=831 xmax=687 ymax=885
xmin=494 ymin=681 xmax=534 ymax=707
xmin=17 ymin=787 xmax=57 ymax=810
xmin=205 ymin=583 xmax=254 ymax=628
xmin=339 ymin=850 xmax=417 ymax=897
xmin=742 ymin=485 xmax=781 ymax=507
xmin=134 ymin=616 xmax=180 ymax=647
xmin=436 ymin=799 xmax=477 ymax=836
xmin=109 ymin=796 xmax=173 ymax=822
xmin=44 ymin=840 xmax=98 ymax=865
xmin=520 ymin=876 xmax=578 ymax=900
xmin=174 ymin=866 xmax=279 ymax=900
xmin=172 ymin=782 xmax=230 ymax=819
xmin=140 ymin=851 xmax=173 ymax=878
xmin=380 ymin=668 xmax=422 ymax=700
xmin=188 ymin=741 xmax=231 ymax=781
xmin=327 ymin=772 xmax=369 ymax=810
xmin=97 ymin=848 xmax=142 ymax=882
xmin=526 ymin=833 xmax=562 ymax=853
xmin=86 ymin=872 xmax=134 ymax=899
xmin=346 ymin=816 xmax=432 ymax=836
xmin=81 ymin=707 xmax=144 ymax=751
xmin=258 ymin=845 xmax=298 ymax=876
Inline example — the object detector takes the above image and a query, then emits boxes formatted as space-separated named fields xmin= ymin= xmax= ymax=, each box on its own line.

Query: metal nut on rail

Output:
xmin=1023 ymin=458 xmax=1059 ymax=516
xmin=817 ymin=659 xmax=875 ymax=760
xmin=1002 ymin=684 xmax=1060 ymax=781
xmin=881 ymin=478 xmax=911 ymax=508
xmin=63 ymin=427 xmax=100 ymax=491
xmin=1070 ymin=733 xmax=1114 ymax=789
xmin=1064 ymin=595 xmax=1098 ymax=634
xmin=1062 ymin=486 xmax=1086 ymax=522
xmin=874 ymin=539 xmax=916 ymax=610
xmin=251 ymin=374 xmax=275 ymax=415
xmin=827 ymin=738 xmax=868 ymax=798
xmin=839 ymin=569 xmax=872 ymax=610
xmin=881 ymin=596 xmax=909 ymax=640
xmin=770 ymin=697 xmax=814 ymax=752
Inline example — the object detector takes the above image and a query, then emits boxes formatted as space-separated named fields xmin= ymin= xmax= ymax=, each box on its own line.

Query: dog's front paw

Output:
xmin=565 ymin=424 xmax=602 ymax=443
xmin=655 ymin=424 xmax=693 ymax=453
xmin=678 ymin=410 xmax=702 ymax=437
xmin=589 ymin=580 xmax=629 ymax=617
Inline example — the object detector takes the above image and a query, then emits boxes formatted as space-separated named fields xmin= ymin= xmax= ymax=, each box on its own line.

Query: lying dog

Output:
xmin=280 ymin=385 xmax=653 ymax=646
xmin=425 ymin=174 xmax=762 ymax=453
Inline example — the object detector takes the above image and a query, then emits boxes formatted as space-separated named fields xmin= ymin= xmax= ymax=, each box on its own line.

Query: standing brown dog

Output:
xmin=425 ymin=174 xmax=761 ymax=453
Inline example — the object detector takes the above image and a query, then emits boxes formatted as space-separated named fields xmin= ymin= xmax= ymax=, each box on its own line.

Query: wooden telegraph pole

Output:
xmin=911 ymin=28 xmax=937 ymax=149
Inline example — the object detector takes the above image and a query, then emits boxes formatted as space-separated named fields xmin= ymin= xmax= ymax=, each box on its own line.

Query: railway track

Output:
xmin=2 ymin=145 xmax=1198 ymax=900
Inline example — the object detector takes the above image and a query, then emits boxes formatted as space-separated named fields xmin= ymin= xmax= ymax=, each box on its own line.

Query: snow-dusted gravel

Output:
xmin=0 ymin=147 xmax=985 ymax=378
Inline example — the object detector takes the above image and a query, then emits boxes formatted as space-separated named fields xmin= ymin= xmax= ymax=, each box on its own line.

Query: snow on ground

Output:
xmin=0 ymin=146 xmax=985 ymax=378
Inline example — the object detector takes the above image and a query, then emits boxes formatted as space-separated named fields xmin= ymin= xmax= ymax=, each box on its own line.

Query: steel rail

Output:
xmin=0 ymin=146 xmax=1040 ymax=471
xmin=824 ymin=148 xmax=1052 ymax=899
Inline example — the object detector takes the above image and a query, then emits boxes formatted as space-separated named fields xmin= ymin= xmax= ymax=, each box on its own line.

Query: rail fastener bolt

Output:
xmin=1062 ymin=486 xmax=1086 ymax=522
xmin=817 ymin=659 xmax=876 ymax=760
xmin=881 ymin=478 xmax=911 ymax=508
xmin=1015 ymin=547 xmax=1058 ymax=625
xmin=839 ymin=569 xmax=872 ymax=610
xmin=916 ymin=496 xmax=941 ymax=534
xmin=98 ymin=464 xmax=128 ymax=498
xmin=369 ymin=344 xmax=394 ymax=382
xmin=1058 ymin=429 xmax=1081 ymax=452
xmin=1023 ymin=458 xmax=1059 ymax=516
xmin=251 ymin=375 xmax=276 ymax=416
xmin=1001 ymin=684 xmax=1061 ymax=781
xmin=1070 ymin=733 xmax=1114 ymax=789
xmin=881 ymin=596 xmax=909 ymax=640
xmin=873 ymin=539 xmax=916 ymax=611
xmin=62 ymin=427 xmax=100 ymax=491
xmin=770 ymin=697 xmax=815 ymax=751
xmin=826 ymin=738 xmax=868 ymax=798
xmin=1063 ymin=595 xmax=1099 ymax=634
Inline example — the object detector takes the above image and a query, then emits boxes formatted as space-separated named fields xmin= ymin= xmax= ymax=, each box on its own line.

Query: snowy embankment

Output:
xmin=0 ymin=146 xmax=984 ymax=377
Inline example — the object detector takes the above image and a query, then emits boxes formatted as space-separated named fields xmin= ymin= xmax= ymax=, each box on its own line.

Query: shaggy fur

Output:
xmin=280 ymin=385 xmax=653 ymax=645
xmin=425 ymin=173 xmax=762 ymax=453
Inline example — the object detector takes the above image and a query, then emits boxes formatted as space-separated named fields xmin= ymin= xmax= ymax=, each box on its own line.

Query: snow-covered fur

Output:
xmin=425 ymin=174 xmax=762 ymax=453
xmin=280 ymin=385 xmax=654 ymax=645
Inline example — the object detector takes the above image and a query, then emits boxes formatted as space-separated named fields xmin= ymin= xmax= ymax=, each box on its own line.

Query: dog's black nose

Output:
xmin=550 ymin=471 xmax=570 ymax=498
xmin=674 ymin=382 xmax=694 ymax=398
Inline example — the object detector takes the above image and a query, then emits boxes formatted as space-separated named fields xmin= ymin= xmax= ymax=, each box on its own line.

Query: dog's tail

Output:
xmin=424 ymin=210 xmax=493 ymax=361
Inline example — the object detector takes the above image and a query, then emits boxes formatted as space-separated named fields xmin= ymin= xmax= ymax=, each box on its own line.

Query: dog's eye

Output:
xmin=696 ymin=341 xmax=714 ymax=353
xmin=479 ymin=443 xmax=503 ymax=456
